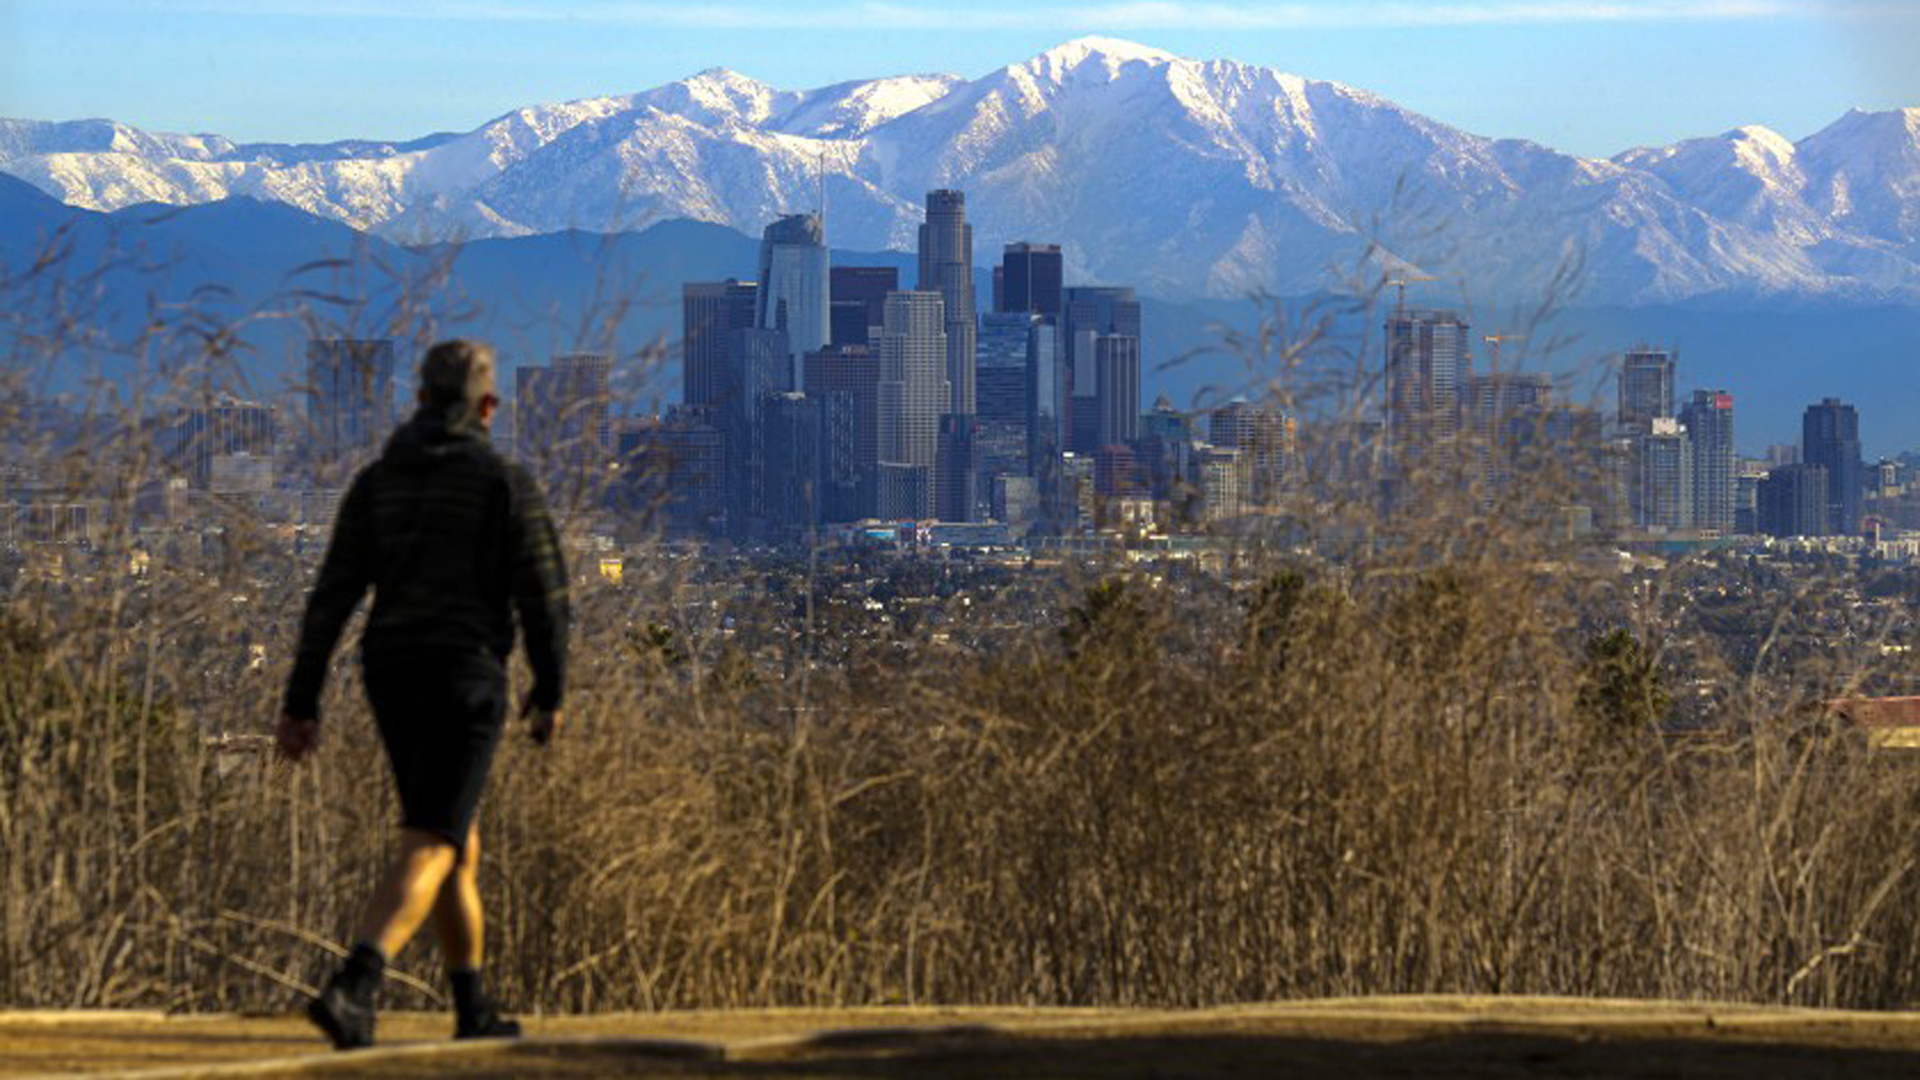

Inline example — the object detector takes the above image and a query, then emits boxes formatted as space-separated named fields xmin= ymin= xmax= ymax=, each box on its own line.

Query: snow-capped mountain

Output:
xmin=3 ymin=38 xmax=1915 ymax=305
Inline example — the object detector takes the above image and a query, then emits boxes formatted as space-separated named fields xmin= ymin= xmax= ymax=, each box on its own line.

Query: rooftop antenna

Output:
xmin=817 ymin=146 xmax=828 ymax=235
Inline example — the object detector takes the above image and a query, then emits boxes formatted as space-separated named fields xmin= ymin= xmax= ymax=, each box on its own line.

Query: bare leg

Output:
xmin=357 ymin=828 xmax=460 ymax=959
xmin=431 ymin=827 xmax=485 ymax=970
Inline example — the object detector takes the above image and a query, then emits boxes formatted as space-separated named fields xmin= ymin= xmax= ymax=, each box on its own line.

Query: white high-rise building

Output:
xmin=877 ymin=291 xmax=949 ymax=518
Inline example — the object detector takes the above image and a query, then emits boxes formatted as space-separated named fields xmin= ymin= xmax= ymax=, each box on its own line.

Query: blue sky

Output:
xmin=1 ymin=0 xmax=1915 ymax=158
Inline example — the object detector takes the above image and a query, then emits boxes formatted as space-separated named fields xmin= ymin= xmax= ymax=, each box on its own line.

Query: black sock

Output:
xmin=338 ymin=942 xmax=386 ymax=998
xmin=449 ymin=967 xmax=487 ymax=1020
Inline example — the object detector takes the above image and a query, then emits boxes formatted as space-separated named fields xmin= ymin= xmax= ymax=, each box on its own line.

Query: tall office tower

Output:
xmin=1802 ymin=397 xmax=1863 ymax=535
xmin=1094 ymin=334 xmax=1141 ymax=450
xmin=1384 ymin=309 xmax=1470 ymax=479
xmin=720 ymin=328 xmax=792 ymax=537
xmin=829 ymin=266 xmax=897 ymax=348
xmin=999 ymin=242 xmax=1064 ymax=319
xmin=1210 ymin=398 xmax=1293 ymax=509
xmin=936 ymin=414 xmax=979 ymax=522
xmin=305 ymin=338 xmax=395 ymax=480
xmin=1679 ymin=390 xmax=1736 ymax=533
xmin=760 ymin=392 xmax=824 ymax=536
xmin=804 ymin=345 xmax=881 ymax=523
xmin=977 ymin=312 xmax=1037 ymax=489
xmin=876 ymin=292 xmax=948 ymax=520
xmin=1639 ymin=418 xmax=1694 ymax=531
xmin=1062 ymin=286 xmax=1142 ymax=453
xmin=917 ymin=190 xmax=977 ymax=417
xmin=1026 ymin=320 xmax=1066 ymax=465
xmin=170 ymin=396 xmax=278 ymax=489
xmin=1757 ymin=463 xmax=1830 ymax=538
xmin=757 ymin=214 xmax=830 ymax=386
xmin=682 ymin=279 xmax=758 ymax=408
xmin=1618 ymin=346 xmax=1676 ymax=433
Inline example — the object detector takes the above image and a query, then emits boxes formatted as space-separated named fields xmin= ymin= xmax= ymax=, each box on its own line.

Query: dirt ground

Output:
xmin=11 ymin=997 xmax=1920 ymax=1078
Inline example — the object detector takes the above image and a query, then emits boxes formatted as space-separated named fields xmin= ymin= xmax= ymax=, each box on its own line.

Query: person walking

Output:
xmin=278 ymin=338 xmax=569 ymax=1050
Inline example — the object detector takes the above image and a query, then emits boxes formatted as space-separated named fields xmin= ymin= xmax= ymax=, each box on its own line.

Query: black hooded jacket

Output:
xmin=283 ymin=409 xmax=569 ymax=721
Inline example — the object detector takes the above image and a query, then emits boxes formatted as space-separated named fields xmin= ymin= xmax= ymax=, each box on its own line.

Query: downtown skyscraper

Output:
xmin=1385 ymin=309 xmax=1470 ymax=480
xmin=1802 ymin=397 xmax=1863 ymax=535
xmin=758 ymin=213 xmax=830 ymax=387
xmin=998 ymin=242 xmax=1064 ymax=320
xmin=682 ymin=280 xmax=758 ymax=409
xmin=918 ymin=191 xmax=977 ymax=417
xmin=1618 ymin=346 xmax=1676 ymax=432
xmin=1679 ymin=389 xmax=1736 ymax=533
xmin=1061 ymin=286 xmax=1142 ymax=455
xmin=919 ymin=191 xmax=978 ymax=519
xmin=877 ymin=291 xmax=949 ymax=521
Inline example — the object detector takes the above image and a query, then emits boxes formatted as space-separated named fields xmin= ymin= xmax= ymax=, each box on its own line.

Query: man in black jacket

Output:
xmin=278 ymin=338 xmax=569 ymax=1050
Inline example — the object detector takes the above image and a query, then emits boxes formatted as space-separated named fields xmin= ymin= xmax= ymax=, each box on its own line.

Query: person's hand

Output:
xmin=522 ymin=693 xmax=562 ymax=747
xmin=277 ymin=714 xmax=321 ymax=762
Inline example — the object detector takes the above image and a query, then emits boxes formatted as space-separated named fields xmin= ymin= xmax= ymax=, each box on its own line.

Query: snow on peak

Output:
xmin=1028 ymin=37 xmax=1181 ymax=73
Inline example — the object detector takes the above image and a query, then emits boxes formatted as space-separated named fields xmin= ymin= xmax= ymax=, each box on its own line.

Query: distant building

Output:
xmin=1639 ymin=418 xmax=1693 ymax=532
xmin=1757 ymin=463 xmax=1830 ymax=538
xmin=936 ymin=413 xmax=979 ymax=522
xmin=305 ymin=339 xmax=394 ymax=481
xmin=517 ymin=353 xmax=612 ymax=476
xmin=761 ymin=392 xmax=825 ymax=536
xmin=829 ymin=266 xmax=896 ymax=348
xmin=977 ymin=312 xmax=1036 ymax=498
xmin=720 ymin=328 xmax=792 ymax=537
xmin=170 ymin=396 xmax=277 ymax=489
xmin=999 ymin=242 xmax=1063 ymax=320
xmin=804 ymin=345 xmax=881 ymax=523
xmin=1385 ymin=309 xmax=1469 ymax=481
xmin=1062 ymin=286 xmax=1141 ymax=454
xmin=1463 ymin=372 xmax=1552 ymax=497
xmin=1137 ymin=396 xmax=1195 ymax=505
xmin=758 ymin=214 xmax=830 ymax=386
xmin=1802 ymin=397 xmax=1863 ymax=536
xmin=918 ymin=191 xmax=976 ymax=418
xmin=1094 ymin=334 xmax=1141 ymax=450
xmin=1679 ymin=389 xmax=1735 ymax=533
xmin=616 ymin=406 xmax=724 ymax=537
xmin=1617 ymin=346 xmax=1676 ymax=433
xmin=1197 ymin=446 xmax=1245 ymax=523
xmin=682 ymin=279 xmax=757 ymax=408
xmin=1210 ymin=399 xmax=1292 ymax=509
xmin=876 ymin=292 xmax=948 ymax=520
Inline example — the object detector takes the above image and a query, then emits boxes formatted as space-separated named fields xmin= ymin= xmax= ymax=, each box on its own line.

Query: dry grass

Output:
xmin=0 ymin=216 xmax=1917 ymax=1020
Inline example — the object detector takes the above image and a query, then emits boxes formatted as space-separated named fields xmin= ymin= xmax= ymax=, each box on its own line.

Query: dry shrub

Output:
xmin=0 ymin=220 xmax=1917 ymax=1015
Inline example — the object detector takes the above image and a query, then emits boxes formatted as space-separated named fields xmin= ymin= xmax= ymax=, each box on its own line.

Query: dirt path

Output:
xmin=9 ymin=998 xmax=1920 ymax=1078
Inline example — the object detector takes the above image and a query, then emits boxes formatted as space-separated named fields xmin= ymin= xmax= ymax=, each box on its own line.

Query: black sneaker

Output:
xmin=305 ymin=976 xmax=376 ymax=1050
xmin=455 ymin=1004 xmax=523 ymax=1040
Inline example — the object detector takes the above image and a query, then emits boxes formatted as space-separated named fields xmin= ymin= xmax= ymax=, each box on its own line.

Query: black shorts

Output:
xmin=364 ymin=653 xmax=508 ymax=849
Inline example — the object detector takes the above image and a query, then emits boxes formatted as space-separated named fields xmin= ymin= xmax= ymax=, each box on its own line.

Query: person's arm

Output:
xmin=281 ymin=468 xmax=378 ymax=739
xmin=507 ymin=464 xmax=569 ymax=739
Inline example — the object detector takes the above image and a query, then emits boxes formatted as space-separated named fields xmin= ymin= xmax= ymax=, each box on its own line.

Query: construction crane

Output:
xmin=1482 ymin=334 xmax=1526 ymax=371
xmin=1385 ymin=272 xmax=1437 ymax=315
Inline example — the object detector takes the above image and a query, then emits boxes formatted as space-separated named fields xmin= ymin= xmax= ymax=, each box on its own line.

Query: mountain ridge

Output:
xmin=2 ymin=37 xmax=1917 ymax=305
